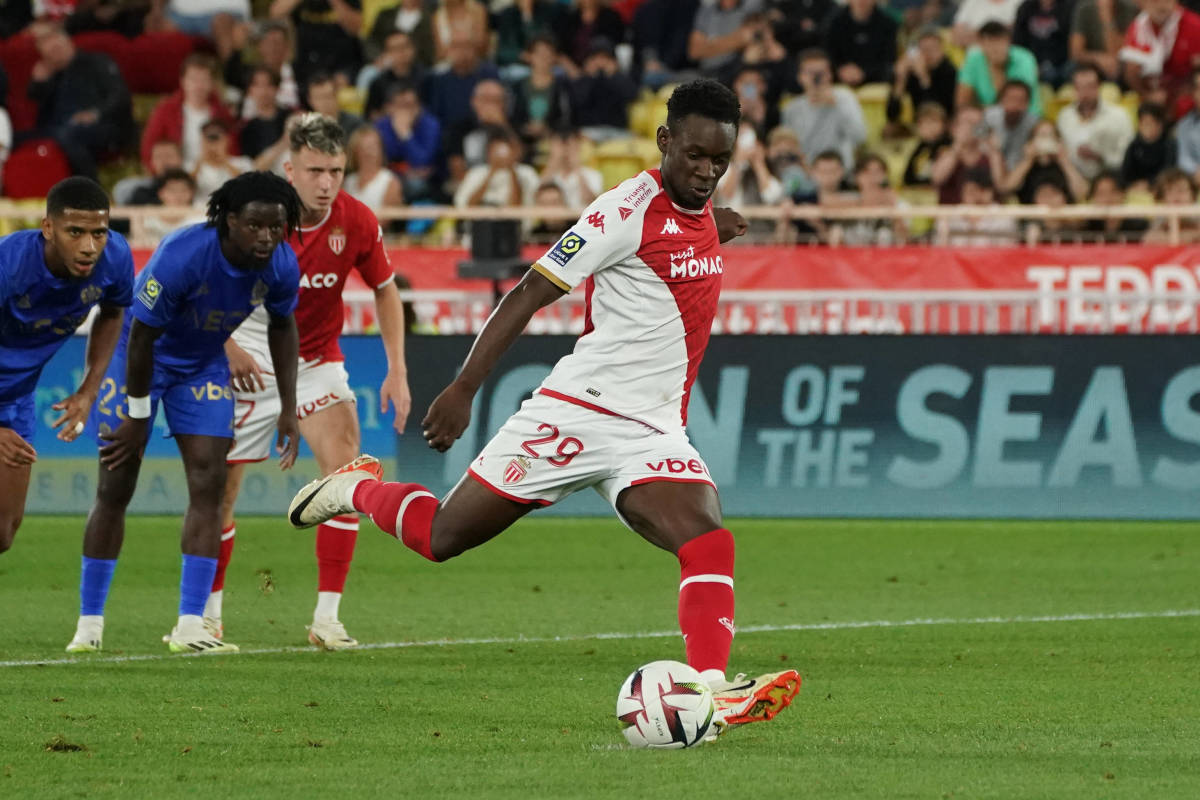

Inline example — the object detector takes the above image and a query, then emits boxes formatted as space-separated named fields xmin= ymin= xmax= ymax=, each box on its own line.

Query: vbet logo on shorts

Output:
xmin=547 ymin=232 xmax=586 ymax=268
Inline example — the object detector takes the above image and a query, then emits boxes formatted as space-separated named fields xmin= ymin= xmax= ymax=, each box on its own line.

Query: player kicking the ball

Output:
xmin=212 ymin=113 xmax=411 ymax=650
xmin=0 ymin=177 xmax=133 ymax=555
xmin=288 ymin=80 xmax=799 ymax=734
xmin=65 ymin=172 xmax=303 ymax=654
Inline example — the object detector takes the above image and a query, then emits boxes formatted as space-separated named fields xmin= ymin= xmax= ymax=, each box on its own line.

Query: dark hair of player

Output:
xmin=206 ymin=171 xmax=303 ymax=238
xmin=46 ymin=177 xmax=110 ymax=217
xmin=666 ymin=78 xmax=741 ymax=132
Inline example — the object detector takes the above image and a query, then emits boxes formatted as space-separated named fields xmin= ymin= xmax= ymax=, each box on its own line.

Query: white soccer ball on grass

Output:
xmin=616 ymin=660 xmax=715 ymax=749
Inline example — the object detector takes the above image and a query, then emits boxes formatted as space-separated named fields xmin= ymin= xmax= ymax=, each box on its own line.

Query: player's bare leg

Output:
xmin=68 ymin=454 xmax=142 ymax=652
xmin=0 ymin=461 xmax=32 ymax=554
xmin=298 ymin=400 xmax=364 ymax=649
xmin=165 ymin=434 xmax=239 ymax=654
xmin=616 ymin=480 xmax=801 ymax=737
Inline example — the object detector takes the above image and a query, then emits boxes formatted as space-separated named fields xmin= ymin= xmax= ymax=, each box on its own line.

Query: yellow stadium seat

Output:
xmin=592 ymin=137 xmax=660 ymax=188
xmin=361 ymin=0 xmax=391 ymax=36
xmin=855 ymin=82 xmax=891 ymax=145
xmin=339 ymin=87 xmax=365 ymax=116
xmin=1119 ymin=90 xmax=1140 ymax=128
xmin=1040 ymin=83 xmax=1061 ymax=122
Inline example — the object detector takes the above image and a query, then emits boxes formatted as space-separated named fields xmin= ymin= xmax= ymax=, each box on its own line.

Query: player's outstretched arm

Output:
xmin=373 ymin=280 xmax=411 ymax=433
xmin=100 ymin=318 xmax=162 ymax=469
xmin=713 ymin=207 xmax=748 ymax=244
xmin=422 ymin=269 xmax=565 ymax=452
xmin=54 ymin=303 xmax=124 ymax=442
xmin=266 ymin=311 xmax=300 ymax=469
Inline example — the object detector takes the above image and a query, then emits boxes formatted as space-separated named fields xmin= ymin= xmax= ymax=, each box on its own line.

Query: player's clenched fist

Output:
xmin=0 ymin=428 xmax=37 ymax=468
xmin=421 ymin=380 xmax=475 ymax=452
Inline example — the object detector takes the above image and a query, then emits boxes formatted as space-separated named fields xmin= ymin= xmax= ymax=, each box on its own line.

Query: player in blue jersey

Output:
xmin=0 ymin=177 xmax=133 ymax=555
xmin=65 ymin=171 xmax=304 ymax=655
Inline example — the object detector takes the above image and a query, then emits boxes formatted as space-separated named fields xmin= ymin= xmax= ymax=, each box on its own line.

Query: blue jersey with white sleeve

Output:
xmin=130 ymin=224 xmax=299 ymax=373
xmin=0 ymin=228 xmax=134 ymax=403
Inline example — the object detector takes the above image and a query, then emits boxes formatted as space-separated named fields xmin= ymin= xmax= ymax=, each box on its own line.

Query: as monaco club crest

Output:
xmin=328 ymin=227 xmax=346 ymax=255
xmin=503 ymin=456 xmax=531 ymax=485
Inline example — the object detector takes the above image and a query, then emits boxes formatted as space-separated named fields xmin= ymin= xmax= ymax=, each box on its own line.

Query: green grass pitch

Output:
xmin=1 ymin=516 xmax=1198 ymax=798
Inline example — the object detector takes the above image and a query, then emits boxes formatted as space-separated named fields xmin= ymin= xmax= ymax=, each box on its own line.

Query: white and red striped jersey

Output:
xmin=531 ymin=169 xmax=724 ymax=433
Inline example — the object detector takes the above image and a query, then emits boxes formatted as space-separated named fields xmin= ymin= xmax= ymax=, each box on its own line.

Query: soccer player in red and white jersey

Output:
xmin=214 ymin=113 xmax=411 ymax=649
xmin=287 ymin=80 xmax=799 ymax=735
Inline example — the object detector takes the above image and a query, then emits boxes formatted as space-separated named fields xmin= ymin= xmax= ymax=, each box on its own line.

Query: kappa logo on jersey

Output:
xmin=251 ymin=279 xmax=269 ymax=305
xmin=328 ymin=227 xmax=346 ymax=256
xmin=586 ymin=212 xmax=605 ymax=233
xmin=547 ymin=232 xmax=586 ymax=267
xmin=300 ymin=272 xmax=340 ymax=289
xmin=16 ymin=294 xmax=31 ymax=309
xmin=660 ymin=218 xmax=682 ymax=235
xmin=618 ymin=206 xmax=633 ymax=221
xmin=138 ymin=277 xmax=162 ymax=309
xmin=503 ymin=455 xmax=532 ymax=485
xmin=80 ymin=285 xmax=103 ymax=304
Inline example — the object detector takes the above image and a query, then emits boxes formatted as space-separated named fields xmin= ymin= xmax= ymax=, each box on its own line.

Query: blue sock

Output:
xmin=179 ymin=554 xmax=218 ymax=617
xmin=79 ymin=556 xmax=117 ymax=616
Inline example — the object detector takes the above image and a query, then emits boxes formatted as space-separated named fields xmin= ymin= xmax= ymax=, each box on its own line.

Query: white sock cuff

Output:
xmin=342 ymin=477 xmax=369 ymax=509
xmin=679 ymin=574 xmax=734 ymax=590
xmin=220 ymin=527 xmax=236 ymax=541
xmin=394 ymin=491 xmax=436 ymax=534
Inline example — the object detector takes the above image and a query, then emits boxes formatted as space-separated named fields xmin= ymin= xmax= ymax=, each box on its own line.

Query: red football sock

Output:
xmin=316 ymin=515 xmax=358 ymax=593
xmin=677 ymin=528 xmax=736 ymax=675
xmin=353 ymin=480 xmax=440 ymax=562
xmin=211 ymin=523 xmax=236 ymax=592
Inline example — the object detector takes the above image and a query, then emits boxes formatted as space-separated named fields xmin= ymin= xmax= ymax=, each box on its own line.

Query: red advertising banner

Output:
xmin=132 ymin=245 xmax=1200 ymax=334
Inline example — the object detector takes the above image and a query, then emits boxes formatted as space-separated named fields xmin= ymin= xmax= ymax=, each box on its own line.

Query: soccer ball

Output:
xmin=616 ymin=660 xmax=715 ymax=749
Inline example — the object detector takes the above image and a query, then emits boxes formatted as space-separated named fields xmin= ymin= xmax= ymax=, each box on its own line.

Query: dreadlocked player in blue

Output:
xmin=65 ymin=171 xmax=304 ymax=655
xmin=0 ymin=177 xmax=133 ymax=555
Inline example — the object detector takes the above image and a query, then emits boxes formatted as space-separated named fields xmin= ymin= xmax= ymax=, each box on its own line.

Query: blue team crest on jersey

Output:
xmin=547 ymin=232 xmax=586 ymax=267
xmin=251 ymin=279 xmax=268 ymax=305
xmin=138 ymin=277 xmax=163 ymax=309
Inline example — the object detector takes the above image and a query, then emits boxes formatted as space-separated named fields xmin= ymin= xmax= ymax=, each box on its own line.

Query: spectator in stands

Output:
xmin=1175 ymin=70 xmax=1200 ymax=182
xmin=271 ymin=0 xmax=364 ymax=86
xmin=731 ymin=9 xmax=791 ymax=96
xmin=984 ymin=80 xmax=1040 ymax=171
xmin=142 ymin=53 xmax=236 ymax=173
xmin=539 ymin=128 xmax=603 ymax=208
xmin=529 ymin=181 xmax=571 ymax=242
xmin=511 ymin=35 xmax=572 ymax=148
xmin=240 ymin=67 xmax=291 ymax=162
xmin=688 ymin=0 xmax=765 ymax=81
xmin=422 ymin=29 xmax=500 ymax=132
xmin=765 ymin=125 xmax=814 ymax=200
xmin=66 ymin=0 xmax=149 ymax=36
xmin=957 ymin=21 xmax=1042 ymax=117
xmin=1023 ymin=175 xmax=1078 ymax=242
xmin=444 ymin=78 xmax=517 ymax=185
xmin=768 ymin=0 xmax=834 ymax=54
xmin=305 ymin=72 xmax=363 ymax=137
xmin=453 ymin=126 xmax=538 ymax=208
xmin=953 ymin=0 xmax=1023 ymax=48
xmin=1121 ymin=0 xmax=1200 ymax=117
xmin=432 ymin=0 xmax=489 ymax=65
xmin=115 ymin=139 xmax=185 ymax=205
xmin=903 ymin=101 xmax=953 ymax=187
xmin=631 ymin=0 xmax=699 ymax=88
xmin=344 ymin=124 xmax=404 ymax=210
xmin=26 ymin=20 xmax=133 ymax=179
xmin=374 ymin=81 xmax=440 ymax=201
xmin=367 ymin=0 xmax=436 ymax=71
xmin=1004 ymin=118 xmax=1089 ymax=202
xmin=789 ymin=148 xmax=851 ymax=243
xmin=733 ymin=67 xmax=778 ymax=140
xmin=1121 ymin=102 xmax=1176 ymax=191
xmin=782 ymin=49 xmax=867 ymax=170
xmin=364 ymin=30 xmax=426 ymax=120
xmin=190 ymin=118 xmax=253 ymax=202
xmin=1145 ymin=167 xmax=1200 ymax=242
xmin=228 ymin=21 xmax=301 ymax=116
xmin=715 ymin=123 xmax=784 ymax=237
xmin=556 ymin=0 xmax=625 ymax=70
xmin=1057 ymin=63 xmax=1134 ymax=180
xmin=568 ymin=38 xmax=639 ymax=141
xmin=834 ymin=153 xmax=908 ymax=246
xmin=1013 ymin=0 xmax=1073 ymax=87
xmin=153 ymin=0 xmax=249 ymax=62
xmin=493 ymin=0 xmax=562 ymax=75
xmin=932 ymin=104 xmax=1005 ymax=204
xmin=0 ymin=101 xmax=10 ymax=194
xmin=936 ymin=166 xmax=1020 ymax=244
xmin=887 ymin=25 xmax=958 ymax=124
xmin=1081 ymin=169 xmax=1148 ymax=242
xmin=824 ymin=0 xmax=899 ymax=87
xmin=1070 ymin=0 xmax=1138 ymax=82
xmin=142 ymin=167 xmax=202 ymax=241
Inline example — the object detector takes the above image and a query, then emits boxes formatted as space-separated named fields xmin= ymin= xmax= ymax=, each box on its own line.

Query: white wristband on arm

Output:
xmin=126 ymin=395 xmax=151 ymax=419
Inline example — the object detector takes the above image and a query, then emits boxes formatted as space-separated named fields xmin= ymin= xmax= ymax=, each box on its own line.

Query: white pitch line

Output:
xmin=2 ymin=608 xmax=1197 ymax=670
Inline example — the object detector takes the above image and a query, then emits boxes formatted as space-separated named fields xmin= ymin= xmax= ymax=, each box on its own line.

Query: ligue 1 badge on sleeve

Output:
xmin=328 ymin=227 xmax=346 ymax=256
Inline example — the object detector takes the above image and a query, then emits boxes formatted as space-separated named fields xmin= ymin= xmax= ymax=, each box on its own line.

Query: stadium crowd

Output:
xmin=1 ymin=0 xmax=1200 ymax=245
